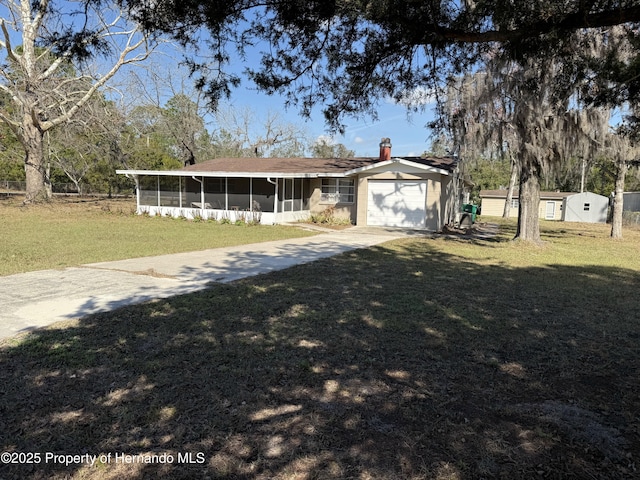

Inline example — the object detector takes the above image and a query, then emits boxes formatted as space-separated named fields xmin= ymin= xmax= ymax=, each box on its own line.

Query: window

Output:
xmin=321 ymin=178 xmax=354 ymax=203
xmin=510 ymin=199 xmax=519 ymax=209
xmin=338 ymin=179 xmax=355 ymax=203
xmin=584 ymin=203 xmax=590 ymax=211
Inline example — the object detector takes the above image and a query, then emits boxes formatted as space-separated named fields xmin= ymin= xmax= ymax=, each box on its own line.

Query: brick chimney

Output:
xmin=379 ymin=137 xmax=392 ymax=161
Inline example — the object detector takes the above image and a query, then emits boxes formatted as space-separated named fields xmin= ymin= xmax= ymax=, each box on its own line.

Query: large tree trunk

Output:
xmin=23 ymin=118 xmax=50 ymax=203
xmin=610 ymin=158 xmax=627 ymax=239
xmin=514 ymin=158 xmax=542 ymax=242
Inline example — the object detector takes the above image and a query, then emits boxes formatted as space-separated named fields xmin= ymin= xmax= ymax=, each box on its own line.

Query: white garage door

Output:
xmin=367 ymin=180 xmax=427 ymax=228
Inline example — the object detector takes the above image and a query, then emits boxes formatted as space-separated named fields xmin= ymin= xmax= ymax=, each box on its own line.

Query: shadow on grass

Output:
xmin=1 ymin=239 xmax=639 ymax=479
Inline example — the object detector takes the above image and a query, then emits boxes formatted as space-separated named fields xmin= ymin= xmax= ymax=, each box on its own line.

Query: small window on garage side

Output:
xmin=510 ymin=199 xmax=519 ymax=209
xmin=321 ymin=179 xmax=354 ymax=203
xmin=584 ymin=203 xmax=590 ymax=211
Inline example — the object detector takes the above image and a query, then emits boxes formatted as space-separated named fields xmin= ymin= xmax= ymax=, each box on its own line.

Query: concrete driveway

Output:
xmin=0 ymin=227 xmax=422 ymax=341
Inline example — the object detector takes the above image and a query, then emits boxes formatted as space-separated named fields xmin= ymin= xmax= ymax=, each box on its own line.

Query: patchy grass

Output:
xmin=0 ymin=196 xmax=316 ymax=276
xmin=0 ymin=219 xmax=639 ymax=479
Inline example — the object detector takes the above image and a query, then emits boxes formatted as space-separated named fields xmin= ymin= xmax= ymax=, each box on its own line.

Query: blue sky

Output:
xmin=185 ymin=28 xmax=439 ymax=158
xmin=225 ymin=84 xmax=438 ymax=157
xmin=122 ymin=47 xmax=440 ymax=158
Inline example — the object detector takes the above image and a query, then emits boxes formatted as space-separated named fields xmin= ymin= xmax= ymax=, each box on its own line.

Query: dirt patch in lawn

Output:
xmin=1 ymin=226 xmax=638 ymax=479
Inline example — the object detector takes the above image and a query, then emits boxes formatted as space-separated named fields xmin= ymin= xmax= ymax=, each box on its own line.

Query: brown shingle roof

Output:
xmin=181 ymin=157 xmax=380 ymax=174
xmin=180 ymin=156 xmax=458 ymax=175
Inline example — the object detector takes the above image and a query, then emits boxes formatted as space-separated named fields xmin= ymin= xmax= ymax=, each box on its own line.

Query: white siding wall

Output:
xmin=563 ymin=192 xmax=609 ymax=222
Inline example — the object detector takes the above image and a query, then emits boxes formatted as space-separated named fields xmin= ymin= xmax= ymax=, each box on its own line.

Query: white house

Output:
xmin=117 ymin=139 xmax=467 ymax=231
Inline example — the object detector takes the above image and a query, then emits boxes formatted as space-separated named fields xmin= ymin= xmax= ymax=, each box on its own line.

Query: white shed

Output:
xmin=562 ymin=192 xmax=609 ymax=223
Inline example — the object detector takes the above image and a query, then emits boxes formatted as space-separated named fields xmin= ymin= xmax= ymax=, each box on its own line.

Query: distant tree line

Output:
xmin=0 ymin=83 xmax=355 ymax=196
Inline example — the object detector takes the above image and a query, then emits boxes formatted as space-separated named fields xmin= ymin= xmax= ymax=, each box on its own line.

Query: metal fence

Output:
xmin=0 ymin=180 xmax=26 ymax=192
xmin=0 ymin=181 xmax=126 ymax=195
xmin=622 ymin=210 xmax=640 ymax=225
xmin=0 ymin=181 xmax=80 ymax=193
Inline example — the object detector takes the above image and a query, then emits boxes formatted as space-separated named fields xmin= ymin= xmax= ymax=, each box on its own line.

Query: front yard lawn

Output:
xmin=0 ymin=197 xmax=316 ymax=276
xmin=1 ymin=220 xmax=639 ymax=479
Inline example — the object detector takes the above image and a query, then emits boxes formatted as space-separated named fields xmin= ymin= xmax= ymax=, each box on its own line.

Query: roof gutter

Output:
xmin=267 ymin=177 xmax=278 ymax=217
xmin=116 ymin=169 xmax=347 ymax=179
xmin=191 ymin=175 xmax=205 ymax=210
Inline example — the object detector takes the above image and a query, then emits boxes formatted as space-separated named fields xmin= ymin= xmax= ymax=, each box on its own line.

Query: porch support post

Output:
xmin=191 ymin=176 xmax=204 ymax=213
xmin=134 ymin=175 xmax=140 ymax=210
xmin=179 ymin=176 xmax=183 ymax=208
xmin=275 ymin=178 xmax=279 ymax=221
xmin=200 ymin=176 xmax=205 ymax=212
xmin=225 ymin=177 xmax=229 ymax=210
xmin=157 ymin=175 xmax=160 ymax=206
xmin=267 ymin=177 xmax=278 ymax=223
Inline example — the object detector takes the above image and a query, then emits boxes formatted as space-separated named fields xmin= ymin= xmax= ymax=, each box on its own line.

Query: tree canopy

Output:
xmin=115 ymin=0 xmax=640 ymax=132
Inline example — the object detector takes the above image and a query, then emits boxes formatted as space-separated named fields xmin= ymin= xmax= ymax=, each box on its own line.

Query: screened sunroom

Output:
xmin=123 ymin=171 xmax=313 ymax=224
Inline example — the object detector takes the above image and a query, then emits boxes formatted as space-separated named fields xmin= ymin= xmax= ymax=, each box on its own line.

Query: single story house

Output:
xmin=480 ymin=189 xmax=575 ymax=220
xmin=117 ymin=138 xmax=465 ymax=230
xmin=562 ymin=192 xmax=609 ymax=223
